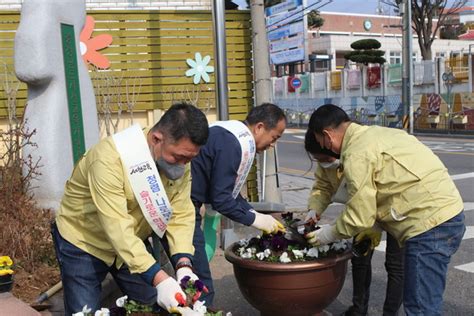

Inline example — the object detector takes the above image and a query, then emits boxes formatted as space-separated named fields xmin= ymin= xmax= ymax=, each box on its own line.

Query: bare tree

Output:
xmin=165 ymin=84 xmax=214 ymax=114
xmin=92 ymin=68 xmax=124 ymax=136
xmin=125 ymin=77 xmax=142 ymax=125
xmin=382 ymin=0 xmax=468 ymax=60
xmin=0 ymin=61 xmax=41 ymax=202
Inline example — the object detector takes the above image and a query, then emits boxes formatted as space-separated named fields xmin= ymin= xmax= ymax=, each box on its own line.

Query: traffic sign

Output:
xmin=290 ymin=77 xmax=302 ymax=89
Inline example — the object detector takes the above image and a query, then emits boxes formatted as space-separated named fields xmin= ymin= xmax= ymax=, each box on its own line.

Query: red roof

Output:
xmin=458 ymin=29 xmax=474 ymax=40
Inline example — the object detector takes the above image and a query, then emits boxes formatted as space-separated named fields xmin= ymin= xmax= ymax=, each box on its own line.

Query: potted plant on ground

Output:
xmin=0 ymin=256 xmax=14 ymax=293
xmin=224 ymin=213 xmax=352 ymax=316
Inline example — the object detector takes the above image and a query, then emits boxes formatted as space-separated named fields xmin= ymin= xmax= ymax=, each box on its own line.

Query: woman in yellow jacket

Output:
xmin=305 ymin=104 xmax=465 ymax=316
xmin=304 ymin=130 xmax=404 ymax=316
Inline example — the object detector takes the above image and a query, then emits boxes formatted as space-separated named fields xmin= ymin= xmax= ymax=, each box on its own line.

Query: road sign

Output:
xmin=269 ymin=34 xmax=304 ymax=53
xmin=270 ymin=47 xmax=305 ymax=65
xmin=265 ymin=0 xmax=302 ymax=17
xmin=267 ymin=22 xmax=304 ymax=42
xmin=290 ymin=77 xmax=302 ymax=89
xmin=266 ymin=5 xmax=303 ymax=29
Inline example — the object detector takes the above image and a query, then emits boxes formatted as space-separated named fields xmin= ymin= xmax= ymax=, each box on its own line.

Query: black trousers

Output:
xmin=350 ymin=233 xmax=404 ymax=316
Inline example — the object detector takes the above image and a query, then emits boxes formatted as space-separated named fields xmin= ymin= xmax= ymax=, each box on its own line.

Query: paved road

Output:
xmin=274 ymin=129 xmax=474 ymax=315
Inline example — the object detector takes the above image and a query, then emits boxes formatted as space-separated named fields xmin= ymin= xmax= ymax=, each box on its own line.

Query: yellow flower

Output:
xmin=0 ymin=256 xmax=13 ymax=268
xmin=0 ymin=269 xmax=14 ymax=276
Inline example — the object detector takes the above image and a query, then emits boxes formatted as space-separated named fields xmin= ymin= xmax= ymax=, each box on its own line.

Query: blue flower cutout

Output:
xmin=185 ymin=52 xmax=214 ymax=84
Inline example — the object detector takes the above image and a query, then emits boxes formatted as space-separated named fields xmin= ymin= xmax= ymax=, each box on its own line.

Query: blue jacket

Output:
xmin=191 ymin=126 xmax=256 ymax=226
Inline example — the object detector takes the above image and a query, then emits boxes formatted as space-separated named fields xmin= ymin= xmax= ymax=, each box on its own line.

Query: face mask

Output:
xmin=320 ymin=159 xmax=341 ymax=169
xmin=155 ymin=157 xmax=185 ymax=180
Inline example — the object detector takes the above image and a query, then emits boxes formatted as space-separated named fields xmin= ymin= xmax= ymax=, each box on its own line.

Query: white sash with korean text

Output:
xmin=211 ymin=120 xmax=256 ymax=198
xmin=113 ymin=124 xmax=171 ymax=237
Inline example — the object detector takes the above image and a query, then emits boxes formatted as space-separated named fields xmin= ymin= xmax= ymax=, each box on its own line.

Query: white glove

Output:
xmin=305 ymin=224 xmax=339 ymax=246
xmin=176 ymin=267 xmax=199 ymax=283
xmin=250 ymin=210 xmax=285 ymax=234
xmin=156 ymin=277 xmax=186 ymax=312
xmin=304 ymin=209 xmax=320 ymax=223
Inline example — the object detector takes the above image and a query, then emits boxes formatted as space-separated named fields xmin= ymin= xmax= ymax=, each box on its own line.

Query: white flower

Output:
xmin=193 ymin=300 xmax=208 ymax=314
xmin=319 ymin=244 xmax=330 ymax=253
xmin=115 ymin=295 xmax=128 ymax=307
xmin=94 ymin=308 xmax=110 ymax=316
xmin=264 ymin=249 xmax=271 ymax=257
xmin=256 ymin=252 xmax=265 ymax=260
xmin=306 ymin=247 xmax=319 ymax=258
xmin=72 ymin=305 xmax=92 ymax=316
xmin=237 ymin=247 xmax=246 ymax=257
xmin=185 ymin=52 xmax=214 ymax=84
xmin=292 ymin=249 xmax=306 ymax=259
xmin=241 ymin=251 xmax=253 ymax=259
xmin=331 ymin=239 xmax=348 ymax=251
xmin=238 ymin=239 xmax=248 ymax=247
xmin=279 ymin=252 xmax=292 ymax=263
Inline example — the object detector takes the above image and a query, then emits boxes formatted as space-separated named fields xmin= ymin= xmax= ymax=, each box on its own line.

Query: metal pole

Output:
xmin=469 ymin=44 xmax=474 ymax=93
xmin=407 ymin=0 xmax=414 ymax=134
xmin=401 ymin=0 xmax=409 ymax=131
xmin=212 ymin=0 xmax=229 ymax=120
xmin=212 ymin=0 xmax=234 ymax=250
xmin=302 ymin=0 xmax=309 ymax=72
xmin=251 ymin=0 xmax=283 ymax=204
xmin=401 ymin=0 xmax=413 ymax=133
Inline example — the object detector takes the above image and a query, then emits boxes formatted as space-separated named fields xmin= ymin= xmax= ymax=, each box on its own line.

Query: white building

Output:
xmin=309 ymin=11 xmax=473 ymax=72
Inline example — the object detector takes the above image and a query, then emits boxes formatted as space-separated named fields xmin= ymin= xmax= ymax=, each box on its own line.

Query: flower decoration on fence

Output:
xmin=185 ymin=52 xmax=214 ymax=84
xmin=80 ymin=16 xmax=113 ymax=69
xmin=0 ymin=256 xmax=14 ymax=276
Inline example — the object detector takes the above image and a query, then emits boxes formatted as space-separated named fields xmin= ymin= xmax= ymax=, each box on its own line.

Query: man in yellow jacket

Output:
xmin=52 ymin=103 xmax=209 ymax=315
xmin=305 ymin=104 xmax=465 ymax=316
xmin=304 ymin=129 xmax=404 ymax=316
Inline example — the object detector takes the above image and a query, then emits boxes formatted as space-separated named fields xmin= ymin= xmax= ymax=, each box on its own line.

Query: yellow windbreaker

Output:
xmin=56 ymin=128 xmax=195 ymax=274
xmin=335 ymin=123 xmax=463 ymax=244
xmin=307 ymin=166 xmax=343 ymax=215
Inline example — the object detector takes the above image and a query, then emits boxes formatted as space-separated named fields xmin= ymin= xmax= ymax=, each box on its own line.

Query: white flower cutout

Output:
xmin=185 ymin=52 xmax=214 ymax=84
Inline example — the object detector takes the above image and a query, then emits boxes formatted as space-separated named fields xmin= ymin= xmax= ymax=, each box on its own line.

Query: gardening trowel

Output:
xmin=284 ymin=219 xmax=312 ymax=247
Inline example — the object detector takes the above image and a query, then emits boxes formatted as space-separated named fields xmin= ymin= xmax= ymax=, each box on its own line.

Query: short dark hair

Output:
xmin=245 ymin=103 xmax=286 ymax=129
xmin=153 ymin=102 xmax=209 ymax=146
xmin=308 ymin=104 xmax=351 ymax=135
xmin=304 ymin=129 xmax=339 ymax=158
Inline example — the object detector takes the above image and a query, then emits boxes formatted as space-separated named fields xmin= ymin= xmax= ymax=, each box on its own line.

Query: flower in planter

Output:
xmin=235 ymin=234 xmax=348 ymax=263
xmin=112 ymin=293 xmax=227 ymax=316
xmin=235 ymin=212 xmax=349 ymax=263
xmin=0 ymin=256 xmax=14 ymax=276
xmin=72 ymin=305 xmax=111 ymax=316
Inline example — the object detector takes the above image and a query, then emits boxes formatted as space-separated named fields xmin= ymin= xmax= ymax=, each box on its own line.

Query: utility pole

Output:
xmin=250 ymin=0 xmax=283 ymax=204
xmin=401 ymin=0 xmax=414 ymax=133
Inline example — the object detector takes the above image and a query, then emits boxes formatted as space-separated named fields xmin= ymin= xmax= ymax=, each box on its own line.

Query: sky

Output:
xmin=233 ymin=0 xmax=473 ymax=15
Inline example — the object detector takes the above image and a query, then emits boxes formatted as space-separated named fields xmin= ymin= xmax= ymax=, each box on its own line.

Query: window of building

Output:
xmin=389 ymin=52 xmax=401 ymax=64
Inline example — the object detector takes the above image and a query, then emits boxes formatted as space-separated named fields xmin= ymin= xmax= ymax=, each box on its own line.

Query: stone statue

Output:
xmin=14 ymin=0 xmax=99 ymax=211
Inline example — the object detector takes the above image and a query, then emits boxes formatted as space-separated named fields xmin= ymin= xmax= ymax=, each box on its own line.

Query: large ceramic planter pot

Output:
xmin=0 ymin=274 xmax=13 ymax=293
xmin=225 ymin=244 xmax=352 ymax=316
